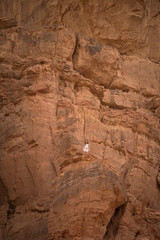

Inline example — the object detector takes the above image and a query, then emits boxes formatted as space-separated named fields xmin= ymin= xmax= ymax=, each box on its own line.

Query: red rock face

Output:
xmin=0 ymin=1 xmax=160 ymax=240
xmin=48 ymin=162 xmax=126 ymax=240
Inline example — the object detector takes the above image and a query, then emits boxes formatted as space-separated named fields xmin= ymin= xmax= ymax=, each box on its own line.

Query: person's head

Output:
xmin=85 ymin=140 xmax=88 ymax=144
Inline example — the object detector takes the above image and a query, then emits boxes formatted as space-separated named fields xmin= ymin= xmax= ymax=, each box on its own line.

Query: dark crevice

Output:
xmin=156 ymin=172 xmax=160 ymax=191
xmin=134 ymin=231 xmax=140 ymax=239
xmin=103 ymin=203 xmax=126 ymax=240
xmin=7 ymin=201 xmax=16 ymax=219
xmin=0 ymin=18 xmax=17 ymax=29
xmin=72 ymin=34 xmax=79 ymax=70
xmin=152 ymin=11 xmax=160 ymax=18
xmin=31 ymin=208 xmax=49 ymax=213
xmin=0 ymin=177 xmax=9 ymax=205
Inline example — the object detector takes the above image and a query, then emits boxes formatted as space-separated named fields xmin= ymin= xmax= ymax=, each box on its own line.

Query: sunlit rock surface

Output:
xmin=0 ymin=1 xmax=160 ymax=240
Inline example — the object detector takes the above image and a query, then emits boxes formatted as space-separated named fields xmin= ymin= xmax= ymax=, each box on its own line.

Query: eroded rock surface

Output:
xmin=0 ymin=1 xmax=160 ymax=240
xmin=48 ymin=162 xmax=126 ymax=240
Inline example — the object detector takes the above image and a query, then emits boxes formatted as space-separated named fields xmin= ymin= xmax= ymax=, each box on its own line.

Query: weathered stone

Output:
xmin=48 ymin=162 xmax=126 ymax=240
xmin=1 ymin=0 xmax=159 ymax=61
xmin=0 ymin=17 xmax=17 ymax=29
xmin=111 ymin=56 xmax=160 ymax=96
xmin=73 ymin=37 xmax=120 ymax=87
xmin=0 ymin=1 xmax=160 ymax=240
xmin=102 ymin=89 xmax=146 ymax=110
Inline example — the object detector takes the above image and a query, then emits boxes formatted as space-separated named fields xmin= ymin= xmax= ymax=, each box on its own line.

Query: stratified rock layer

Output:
xmin=0 ymin=0 xmax=160 ymax=62
xmin=0 ymin=1 xmax=160 ymax=240
xmin=48 ymin=162 xmax=126 ymax=240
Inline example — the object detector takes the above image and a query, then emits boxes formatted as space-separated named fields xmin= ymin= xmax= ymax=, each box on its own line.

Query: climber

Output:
xmin=83 ymin=140 xmax=90 ymax=153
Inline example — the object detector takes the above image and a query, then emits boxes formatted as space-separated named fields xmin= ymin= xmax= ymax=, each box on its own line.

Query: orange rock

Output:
xmin=0 ymin=1 xmax=160 ymax=240
xmin=48 ymin=162 xmax=126 ymax=240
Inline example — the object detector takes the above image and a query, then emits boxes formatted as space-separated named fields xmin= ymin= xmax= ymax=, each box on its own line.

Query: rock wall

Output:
xmin=0 ymin=1 xmax=160 ymax=240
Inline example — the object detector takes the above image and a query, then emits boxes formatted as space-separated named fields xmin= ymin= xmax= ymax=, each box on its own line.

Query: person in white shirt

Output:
xmin=83 ymin=140 xmax=90 ymax=153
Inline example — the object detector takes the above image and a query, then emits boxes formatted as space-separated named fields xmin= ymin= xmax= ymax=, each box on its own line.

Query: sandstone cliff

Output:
xmin=0 ymin=1 xmax=160 ymax=240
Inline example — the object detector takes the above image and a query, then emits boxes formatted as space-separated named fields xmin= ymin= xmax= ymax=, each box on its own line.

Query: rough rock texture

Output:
xmin=49 ymin=162 xmax=126 ymax=240
xmin=0 ymin=1 xmax=160 ymax=240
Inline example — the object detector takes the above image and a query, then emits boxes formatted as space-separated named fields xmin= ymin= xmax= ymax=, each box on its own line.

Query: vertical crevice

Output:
xmin=25 ymin=163 xmax=36 ymax=192
xmin=102 ymin=134 xmax=108 ymax=164
xmin=72 ymin=34 xmax=79 ymax=70
xmin=103 ymin=203 xmax=126 ymax=240
xmin=83 ymin=108 xmax=86 ymax=142
xmin=0 ymin=177 xmax=9 ymax=205
xmin=7 ymin=201 xmax=16 ymax=219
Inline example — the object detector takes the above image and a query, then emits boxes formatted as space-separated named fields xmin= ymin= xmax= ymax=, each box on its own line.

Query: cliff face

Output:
xmin=0 ymin=1 xmax=160 ymax=240
xmin=1 ymin=0 xmax=160 ymax=63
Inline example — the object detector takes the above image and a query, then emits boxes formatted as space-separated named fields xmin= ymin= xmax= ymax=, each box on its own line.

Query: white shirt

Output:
xmin=83 ymin=144 xmax=90 ymax=152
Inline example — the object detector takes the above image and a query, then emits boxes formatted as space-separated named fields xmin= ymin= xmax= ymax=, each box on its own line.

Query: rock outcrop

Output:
xmin=48 ymin=162 xmax=126 ymax=240
xmin=0 ymin=1 xmax=160 ymax=240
